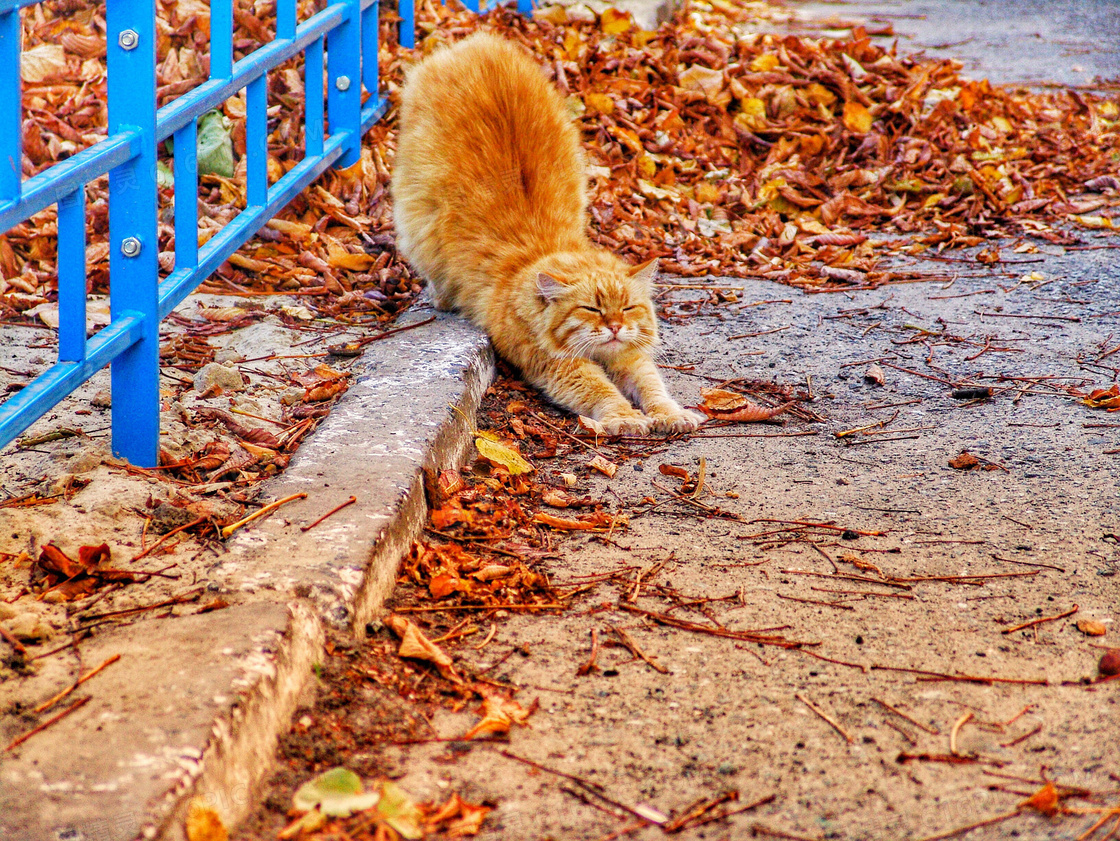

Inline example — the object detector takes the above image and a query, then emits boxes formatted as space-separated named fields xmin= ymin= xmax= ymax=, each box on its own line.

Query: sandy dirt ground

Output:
xmin=237 ymin=248 xmax=1120 ymax=841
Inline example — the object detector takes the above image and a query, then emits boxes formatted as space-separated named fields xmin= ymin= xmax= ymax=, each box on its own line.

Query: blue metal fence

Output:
xmin=0 ymin=0 xmax=527 ymax=467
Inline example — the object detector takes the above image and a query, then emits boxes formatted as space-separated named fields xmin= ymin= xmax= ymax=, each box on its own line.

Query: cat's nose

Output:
xmin=606 ymin=320 xmax=622 ymax=334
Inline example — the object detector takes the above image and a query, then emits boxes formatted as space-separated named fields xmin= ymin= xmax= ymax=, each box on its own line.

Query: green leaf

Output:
xmin=292 ymin=767 xmax=381 ymax=817
xmin=376 ymin=781 xmax=425 ymax=839
xmin=196 ymin=109 xmax=235 ymax=178
xmin=157 ymin=160 xmax=174 ymax=189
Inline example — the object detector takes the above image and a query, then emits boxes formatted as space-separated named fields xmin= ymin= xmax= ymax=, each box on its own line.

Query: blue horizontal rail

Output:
xmin=0 ymin=0 xmax=501 ymax=466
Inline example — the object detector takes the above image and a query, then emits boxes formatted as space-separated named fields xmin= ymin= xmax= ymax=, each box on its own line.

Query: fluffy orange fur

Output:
xmin=391 ymin=31 xmax=702 ymax=435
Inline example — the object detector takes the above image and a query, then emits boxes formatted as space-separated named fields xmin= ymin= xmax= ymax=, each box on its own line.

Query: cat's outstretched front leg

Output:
xmin=605 ymin=350 xmax=705 ymax=433
xmin=529 ymin=357 xmax=651 ymax=435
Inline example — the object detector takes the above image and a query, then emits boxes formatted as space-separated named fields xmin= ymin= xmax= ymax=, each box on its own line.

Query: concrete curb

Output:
xmin=0 ymin=307 xmax=494 ymax=841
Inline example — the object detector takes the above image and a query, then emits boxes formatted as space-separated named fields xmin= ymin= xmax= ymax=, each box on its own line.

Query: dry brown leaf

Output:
xmin=541 ymin=488 xmax=573 ymax=508
xmin=385 ymin=614 xmax=461 ymax=682
xmin=1018 ymin=782 xmax=1060 ymax=816
xmin=462 ymin=691 xmax=538 ymax=740
xmin=658 ymin=463 xmax=689 ymax=479
xmin=587 ymin=455 xmax=618 ymax=477
xmin=948 ymin=451 xmax=982 ymax=470
xmin=533 ymin=512 xmax=598 ymax=531
xmin=1076 ymin=620 xmax=1107 ymax=637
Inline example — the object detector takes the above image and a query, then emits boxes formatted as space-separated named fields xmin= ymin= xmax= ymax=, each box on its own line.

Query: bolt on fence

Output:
xmin=0 ymin=0 xmax=527 ymax=468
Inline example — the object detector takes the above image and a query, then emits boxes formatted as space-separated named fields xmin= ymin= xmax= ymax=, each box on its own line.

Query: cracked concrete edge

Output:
xmin=160 ymin=313 xmax=495 ymax=838
xmin=155 ymin=600 xmax=326 ymax=841
xmin=0 ymin=306 xmax=499 ymax=841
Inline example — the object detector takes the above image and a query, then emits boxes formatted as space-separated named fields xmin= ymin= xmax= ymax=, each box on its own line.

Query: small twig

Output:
xmin=871 ymin=663 xmax=1048 ymax=686
xmin=890 ymin=570 xmax=1040 ymax=583
xmin=131 ymin=516 xmax=207 ymax=560
xmin=751 ymin=518 xmax=886 ymax=537
xmin=33 ymin=654 xmax=120 ymax=713
xmin=912 ymin=809 xmax=1021 ymax=841
xmin=78 ymin=589 xmax=204 ymax=624
xmin=576 ymin=628 xmax=601 ymax=676
xmin=355 ymin=314 xmax=437 ymax=344
xmin=620 ymin=604 xmax=809 ymax=649
xmin=795 ymin=692 xmax=854 ymax=744
xmin=671 ymin=793 xmax=775 ymax=832
xmin=300 ymin=495 xmax=357 ymax=532
xmin=884 ymin=719 xmax=917 ymax=745
xmin=392 ymin=602 xmax=567 ymax=613
xmin=871 ymin=697 xmax=940 ymax=735
xmin=949 ymin=712 xmax=973 ymax=756
xmin=529 ymin=412 xmax=610 ymax=458
xmin=221 ymin=493 xmax=308 ymax=539
xmin=1000 ymin=724 xmax=1043 ymax=748
xmin=0 ymin=623 xmax=28 ymax=656
xmin=750 ymin=822 xmax=825 ymax=841
xmin=473 ymin=622 xmax=497 ymax=650
xmin=498 ymin=750 xmax=666 ymax=825
xmin=776 ymin=593 xmax=854 ymax=611
xmin=609 ymin=624 xmax=669 ymax=674
xmin=1002 ymin=604 xmax=1078 ymax=635
xmin=4 ymin=696 xmax=90 ymax=752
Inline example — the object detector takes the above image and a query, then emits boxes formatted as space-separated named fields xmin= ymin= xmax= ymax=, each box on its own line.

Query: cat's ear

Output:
xmin=536 ymin=272 xmax=568 ymax=303
xmin=627 ymin=258 xmax=659 ymax=287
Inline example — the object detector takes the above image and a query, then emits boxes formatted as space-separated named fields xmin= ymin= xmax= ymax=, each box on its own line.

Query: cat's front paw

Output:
xmin=598 ymin=411 xmax=652 ymax=437
xmin=646 ymin=406 xmax=706 ymax=434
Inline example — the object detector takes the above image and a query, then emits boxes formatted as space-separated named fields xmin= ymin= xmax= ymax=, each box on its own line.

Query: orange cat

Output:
xmin=391 ymin=31 xmax=703 ymax=435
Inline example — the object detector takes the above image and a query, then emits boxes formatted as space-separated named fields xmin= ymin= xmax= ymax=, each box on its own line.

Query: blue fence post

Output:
xmin=361 ymin=0 xmax=379 ymax=109
xmin=56 ymin=189 xmax=86 ymax=363
xmin=399 ymin=0 xmax=415 ymax=51
xmin=517 ymin=0 xmax=533 ymax=15
xmin=173 ymin=120 xmax=199 ymax=271
xmin=328 ymin=0 xmax=363 ymax=167
xmin=106 ymin=0 xmax=160 ymax=466
xmin=0 ymin=8 xmax=20 ymax=202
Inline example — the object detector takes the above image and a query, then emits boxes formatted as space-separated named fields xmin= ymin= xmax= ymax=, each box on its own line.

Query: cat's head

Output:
xmin=534 ymin=253 xmax=659 ymax=361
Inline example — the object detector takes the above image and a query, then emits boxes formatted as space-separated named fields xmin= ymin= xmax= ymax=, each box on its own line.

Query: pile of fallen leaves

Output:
xmin=395 ymin=375 xmax=627 ymax=615
xmin=6 ymin=0 xmax=1118 ymax=323
xmin=405 ymin=0 xmax=1118 ymax=288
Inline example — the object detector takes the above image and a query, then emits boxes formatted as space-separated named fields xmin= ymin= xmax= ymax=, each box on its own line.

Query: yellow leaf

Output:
xmin=532 ymin=4 xmax=568 ymax=24
xmin=805 ymin=83 xmax=836 ymax=106
xmin=326 ymin=243 xmax=375 ymax=271
xmin=267 ymin=218 xmax=312 ymax=239
xmin=186 ymin=799 xmax=227 ymax=841
xmin=1069 ymin=214 xmax=1116 ymax=230
xmin=636 ymin=154 xmax=657 ymax=179
xmin=584 ymin=91 xmax=614 ymax=115
xmin=475 ymin=432 xmax=534 ymax=474
xmin=700 ymin=387 xmax=748 ymax=412
xmin=599 ymin=7 xmax=633 ymax=34
xmin=842 ymin=101 xmax=873 ymax=134
xmin=638 ymin=179 xmax=675 ymax=201
xmin=695 ymin=182 xmax=720 ymax=204
xmin=749 ymin=53 xmax=780 ymax=72
xmin=736 ymin=98 xmax=768 ymax=130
